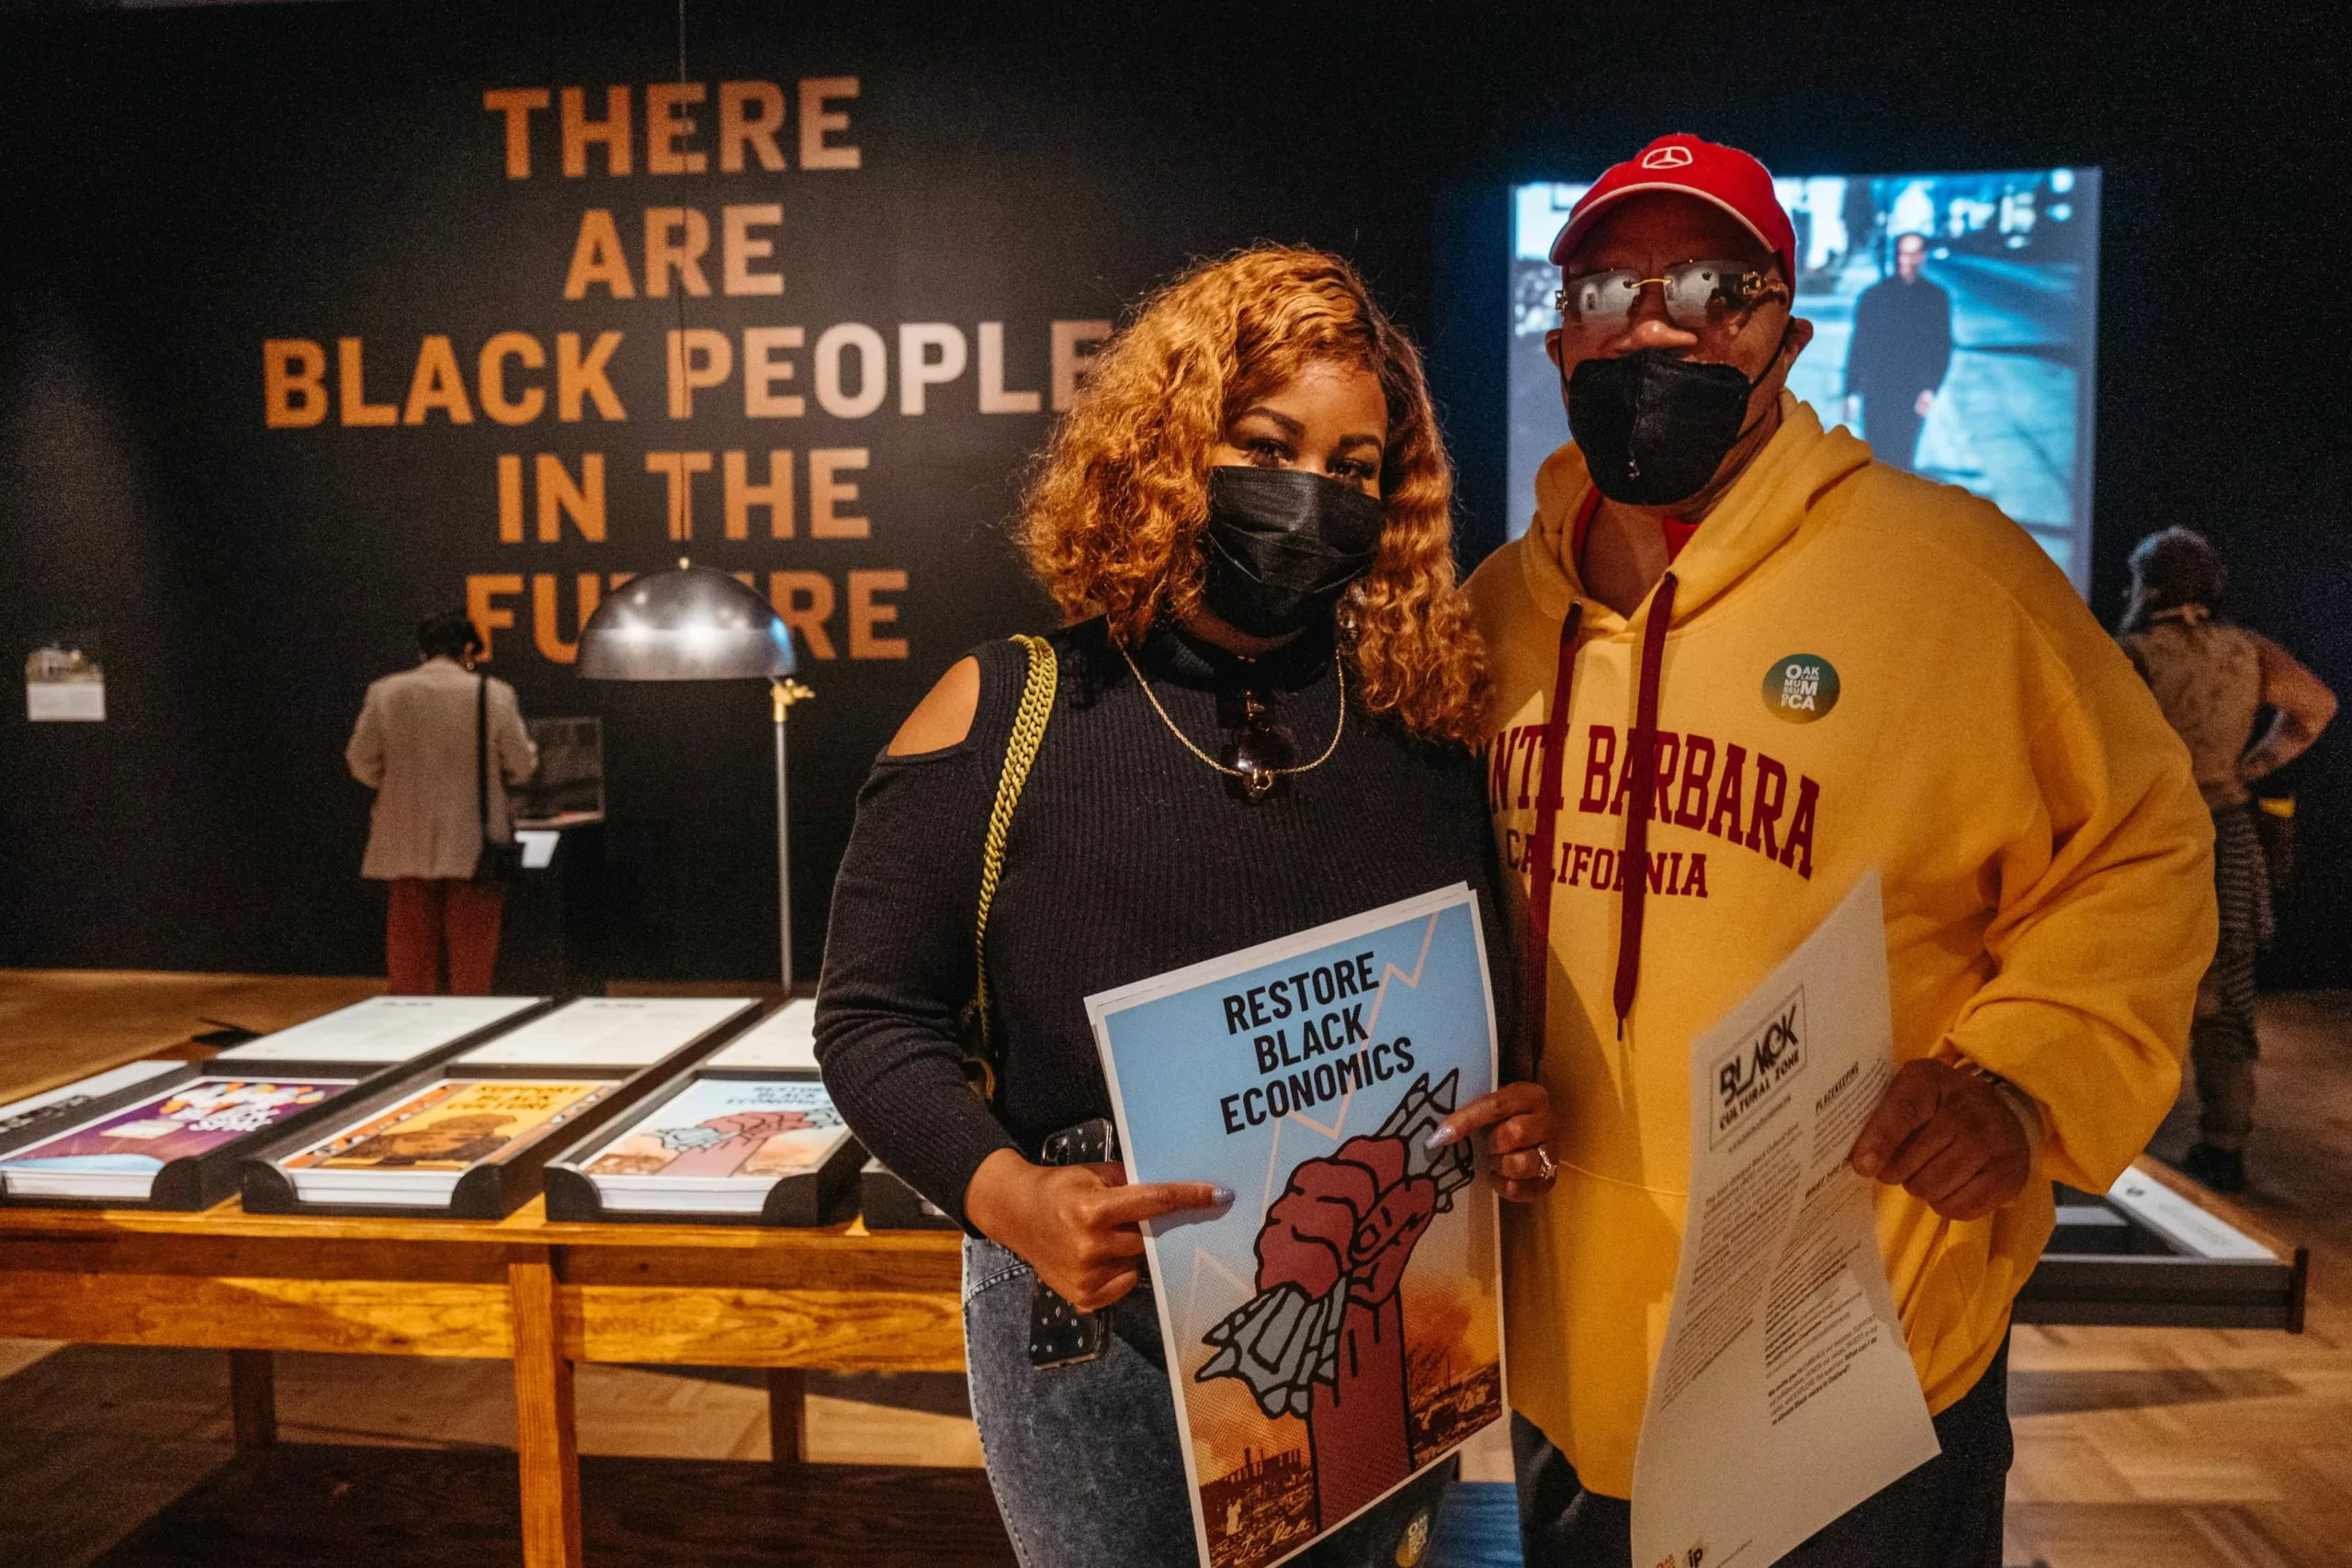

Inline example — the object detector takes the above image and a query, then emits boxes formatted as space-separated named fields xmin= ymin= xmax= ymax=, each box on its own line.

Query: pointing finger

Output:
xmin=1428 ymin=1083 xmax=1548 ymax=1149
xmin=1092 ymin=1181 xmax=1233 ymax=1226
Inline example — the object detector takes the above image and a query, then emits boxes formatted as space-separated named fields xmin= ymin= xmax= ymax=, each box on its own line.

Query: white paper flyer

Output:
xmin=1630 ymin=871 xmax=1940 ymax=1568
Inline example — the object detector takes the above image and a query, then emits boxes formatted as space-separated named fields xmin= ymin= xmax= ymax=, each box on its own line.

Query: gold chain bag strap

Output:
xmin=960 ymin=634 xmax=1058 ymax=1102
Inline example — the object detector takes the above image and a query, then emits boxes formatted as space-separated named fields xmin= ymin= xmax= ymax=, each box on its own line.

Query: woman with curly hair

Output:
xmin=816 ymin=245 xmax=1555 ymax=1567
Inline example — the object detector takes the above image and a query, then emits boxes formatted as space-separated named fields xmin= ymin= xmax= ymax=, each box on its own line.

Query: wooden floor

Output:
xmin=2004 ymin=990 xmax=2352 ymax=1568
xmin=89 ymin=1447 xmax=1019 ymax=1568
xmin=0 ymin=1342 xmax=992 ymax=1567
xmin=2 ymin=971 xmax=2348 ymax=1566
xmin=0 ymin=968 xmax=386 ymax=1102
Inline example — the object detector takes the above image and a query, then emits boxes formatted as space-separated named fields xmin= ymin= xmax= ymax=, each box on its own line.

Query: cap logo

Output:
xmin=1641 ymin=145 xmax=1695 ymax=169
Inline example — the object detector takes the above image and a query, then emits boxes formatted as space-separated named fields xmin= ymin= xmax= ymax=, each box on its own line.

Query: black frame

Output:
xmin=237 ymin=999 xmax=760 ymax=1220
xmin=541 ymin=1061 xmax=865 ymax=1228
xmin=2014 ymin=1175 xmax=2306 ymax=1331
xmin=0 ymin=999 xmax=554 ymax=1213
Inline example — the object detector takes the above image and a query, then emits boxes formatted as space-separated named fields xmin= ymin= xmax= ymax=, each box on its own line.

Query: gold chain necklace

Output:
xmin=1117 ymin=639 xmax=1347 ymax=798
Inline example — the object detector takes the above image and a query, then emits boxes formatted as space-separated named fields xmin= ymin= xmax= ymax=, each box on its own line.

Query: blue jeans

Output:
xmin=963 ymin=1236 xmax=1456 ymax=1568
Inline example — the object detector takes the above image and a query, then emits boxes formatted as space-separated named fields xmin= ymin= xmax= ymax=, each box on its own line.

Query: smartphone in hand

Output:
xmin=1030 ymin=1118 xmax=1118 ymax=1369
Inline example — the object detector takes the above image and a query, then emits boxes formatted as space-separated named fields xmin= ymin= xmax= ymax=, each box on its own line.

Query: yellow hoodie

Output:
xmin=1469 ymin=396 xmax=2215 ymax=1497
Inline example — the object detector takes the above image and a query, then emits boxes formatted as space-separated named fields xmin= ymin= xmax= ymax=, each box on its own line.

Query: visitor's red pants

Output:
xmin=386 ymin=877 xmax=505 ymax=995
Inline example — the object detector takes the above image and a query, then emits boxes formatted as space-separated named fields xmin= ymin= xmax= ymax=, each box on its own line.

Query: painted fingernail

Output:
xmin=1424 ymin=1125 xmax=1458 ymax=1150
xmin=1211 ymin=1186 xmax=1235 ymax=1205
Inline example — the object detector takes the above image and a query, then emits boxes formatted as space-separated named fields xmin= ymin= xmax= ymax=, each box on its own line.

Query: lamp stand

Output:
xmin=771 ymin=676 xmax=816 ymax=992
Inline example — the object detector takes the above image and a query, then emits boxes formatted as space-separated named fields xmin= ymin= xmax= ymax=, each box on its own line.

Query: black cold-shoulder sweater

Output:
xmin=812 ymin=617 xmax=1511 ymax=1230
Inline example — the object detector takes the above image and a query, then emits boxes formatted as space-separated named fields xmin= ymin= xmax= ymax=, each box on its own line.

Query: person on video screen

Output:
xmin=1843 ymin=232 xmax=1953 ymax=472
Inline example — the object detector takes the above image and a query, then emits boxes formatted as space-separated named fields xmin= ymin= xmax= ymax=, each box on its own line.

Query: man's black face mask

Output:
xmin=1199 ymin=466 xmax=1386 ymax=637
xmin=1565 ymin=344 xmax=1778 ymax=509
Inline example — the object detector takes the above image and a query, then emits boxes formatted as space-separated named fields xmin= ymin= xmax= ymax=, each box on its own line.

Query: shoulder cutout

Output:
xmin=888 ymin=656 xmax=981 ymax=755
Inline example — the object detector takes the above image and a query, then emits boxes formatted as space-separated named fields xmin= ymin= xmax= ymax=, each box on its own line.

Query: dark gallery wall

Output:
xmin=0 ymin=2 xmax=1462 ymax=982
xmin=1 ymin=3 xmax=2346 ymax=987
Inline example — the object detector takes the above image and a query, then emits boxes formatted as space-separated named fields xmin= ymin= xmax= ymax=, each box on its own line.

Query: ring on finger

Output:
xmin=1533 ymin=1145 xmax=1557 ymax=1182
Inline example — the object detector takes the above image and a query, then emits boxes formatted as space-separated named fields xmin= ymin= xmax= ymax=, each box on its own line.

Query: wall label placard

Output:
xmin=26 ymin=647 xmax=104 ymax=723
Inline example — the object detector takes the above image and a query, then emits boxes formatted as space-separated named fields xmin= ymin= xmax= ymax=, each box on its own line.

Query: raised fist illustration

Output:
xmin=1258 ymin=1134 xmax=1437 ymax=1310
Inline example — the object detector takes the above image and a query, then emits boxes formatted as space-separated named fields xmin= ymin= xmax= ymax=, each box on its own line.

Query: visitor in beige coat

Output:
xmin=346 ymin=610 xmax=537 ymax=994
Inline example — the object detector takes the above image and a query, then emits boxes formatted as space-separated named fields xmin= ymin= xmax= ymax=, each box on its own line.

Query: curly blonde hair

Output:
xmin=1016 ymin=245 xmax=1487 ymax=746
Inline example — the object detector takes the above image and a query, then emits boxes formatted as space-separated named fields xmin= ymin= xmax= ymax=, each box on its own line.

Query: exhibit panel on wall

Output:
xmin=0 ymin=16 xmax=1258 ymax=981
xmin=1509 ymin=168 xmax=2101 ymax=590
xmin=0 ymin=5 xmax=1465 ymax=983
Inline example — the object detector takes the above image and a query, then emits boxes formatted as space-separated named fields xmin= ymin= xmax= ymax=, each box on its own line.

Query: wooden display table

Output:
xmin=0 ymin=1198 xmax=964 ymax=1568
xmin=4 ymin=1158 xmax=2300 ymax=1564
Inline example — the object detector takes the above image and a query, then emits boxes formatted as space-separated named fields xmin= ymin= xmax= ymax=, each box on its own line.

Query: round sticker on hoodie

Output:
xmin=1763 ymin=654 xmax=1839 ymax=722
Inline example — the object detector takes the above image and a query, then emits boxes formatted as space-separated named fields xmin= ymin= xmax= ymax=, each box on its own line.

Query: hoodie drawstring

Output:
xmin=1522 ymin=602 xmax=1585 ymax=1076
xmin=1614 ymin=571 xmax=1679 ymax=1035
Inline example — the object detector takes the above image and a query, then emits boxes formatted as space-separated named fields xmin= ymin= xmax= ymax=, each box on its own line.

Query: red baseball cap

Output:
xmin=1549 ymin=133 xmax=1796 ymax=280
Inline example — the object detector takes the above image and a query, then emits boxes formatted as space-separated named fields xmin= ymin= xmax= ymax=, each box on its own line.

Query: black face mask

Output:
xmin=1199 ymin=466 xmax=1386 ymax=637
xmin=1566 ymin=344 xmax=1779 ymax=508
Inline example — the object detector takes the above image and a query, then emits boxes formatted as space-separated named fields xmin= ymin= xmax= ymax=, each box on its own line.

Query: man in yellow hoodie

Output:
xmin=1471 ymin=133 xmax=2215 ymax=1566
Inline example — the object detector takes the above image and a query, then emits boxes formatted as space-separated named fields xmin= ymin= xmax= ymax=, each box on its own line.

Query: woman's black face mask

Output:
xmin=1565 ymin=339 xmax=1781 ymax=509
xmin=1199 ymin=466 xmax=1386 ymax=637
